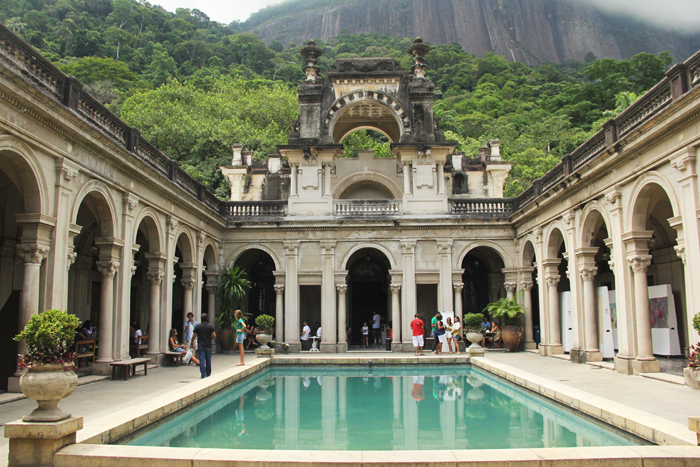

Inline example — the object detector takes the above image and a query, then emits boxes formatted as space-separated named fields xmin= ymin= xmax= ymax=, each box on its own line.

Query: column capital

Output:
xmin=320 ymin=240 xmax=336 ymax=255
xmin=604 ymin=185 xmax=622 ymax=206
xmin=122 ymin=192 xmax=140 ymax=213
xmin=504 ymin=282 xmax=517 ymax=294
xmin=627 ymin=255 xmax=652 ymax=273
xmin=17 ymin=244 xmax=49 ymax=264
xmin=436 ymin=240 xmax=453 ymax=253
xmin=274 ymin=284 xmax=285 ymax=294
xmin=55 ymin=157 xmax=80 ymax=186
xmin=669 ymin=148 xmax=696 ymax=176
xmin=205 ymin=283 xmax=217 ymax=294
xmin=336 ymin=284 xmax=347 ymax=294
xmin=284 ymin=241 xmax=300 ymax=255
xmin=579 ymin=266 xmax=598 ymax=281
xmin=181 ymin=278 xmax=196 ymax=290
xmin=390 ymin=284 xmax=401 ymax=294
xmin=520 ymin=280 xmax=533 ymax=292
xmin=400 ymin=240 xmax=416 ymax=254
xmin=97 ymin=260 xmax=119 ymax=278
xmin=674 ymin=242 xmax=687 ymax=264
xmin=545 ymin=275 xmax=560 ymax=288
xmin=66 ymin=251 xmax=77 ymax=271
xmin=452 ymin=282 xmax=464 ymax=292
xmin=167 ymin=215 xmax=179 ymax=234
xmin=146 ymin=271 xmax=164 ymax=286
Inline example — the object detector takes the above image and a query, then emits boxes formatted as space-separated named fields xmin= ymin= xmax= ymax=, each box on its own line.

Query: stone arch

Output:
xmin=174 ymin=226 xmax=195 ymax=263
xmin=579 ymin=202 xmax=612 ymax=247
xmin=203 ymin=241 xmax=219 ymax=273
xmin=71 ymin=180 xmax=119 ymax=237
xmin=521 ymin=238 xmax=537 ymax=268
xmin=133 ymin=207 xmax=163 ymax=253
xmin=228 ymin=244 xmax=282 ymax=271
xmin=627 ymin=172 xmax=681 ymax=232
xmin=332 ymin=171 xmax=403 ymax=200
xmin=0 ymin=135 xmax=48 ymax=214
xmin=456 ymin=241 xmax=512 ymax=270
xmin=545 ymin=223 xmax=568 ymax=260
xmin=325 ymin=91 xmax=410 ymax=144
xmin=341 ymin=243 xmax=397 ymax=271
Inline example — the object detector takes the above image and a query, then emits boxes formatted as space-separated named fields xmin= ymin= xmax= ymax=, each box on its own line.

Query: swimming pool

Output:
xmin=121 ymin=365 xmax=648 ymax=450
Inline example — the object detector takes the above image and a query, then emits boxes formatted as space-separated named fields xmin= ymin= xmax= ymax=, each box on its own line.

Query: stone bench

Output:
xmin=109 ymin=357 xmax=151 ymax=381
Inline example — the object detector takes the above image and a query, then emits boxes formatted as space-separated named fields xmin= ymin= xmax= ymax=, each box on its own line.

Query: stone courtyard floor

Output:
xmin=1 ymin=350 xmax=698 ymax=465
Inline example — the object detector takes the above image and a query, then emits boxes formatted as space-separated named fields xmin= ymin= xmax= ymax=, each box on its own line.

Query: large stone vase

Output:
xmin=256 ymin=332 xmax=272 ymax=350
xmin=20 ymin=363 xmax=78 ymax=422
xmin=502 ymin=325 xmax=523 ymax=351
xmin=466 ymin=331 xmax=484 ymax=356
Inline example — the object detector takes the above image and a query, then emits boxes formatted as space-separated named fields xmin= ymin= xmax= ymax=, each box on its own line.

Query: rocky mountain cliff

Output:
xmin=245 ymin=0 xmax=700 ymax=64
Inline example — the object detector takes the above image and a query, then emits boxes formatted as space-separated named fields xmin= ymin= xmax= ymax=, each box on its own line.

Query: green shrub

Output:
xmin=14 ymin=309 xmax=80 ymax=368
xmin=255 ymin=314 xmax=275 ymax=333
xmin=463 ymin=313 xmax=484 ymax=332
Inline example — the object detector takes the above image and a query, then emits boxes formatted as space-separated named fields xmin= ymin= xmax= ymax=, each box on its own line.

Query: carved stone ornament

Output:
xmin=520 ymin=281 xmax=533 ymax=292
xmin=167 ymin=216 xmax=179 ymax=233
xmin=123 ymin=193 xmax=139 ymax=212
xmin=504 ymin=282 xmax=517 ymax=293
xmin=146 ymin=271 xmax=164 ymax=286
xmin=545 ymin=275 xmax=560 ymax=288
xmin=61 ymin=166 xmax=78 ymax=182
xmin=97 ymin=261 xmax=119 ymax=278
xmin=605 ymin=188 xmax=622 ymax=205
xmin=300 ymin=40 xmax=323 ymax=82
xmin=274 ymin=284 xmax=286 ymax=294
xmin=390 ymin=284 xmax=401 ymax=294
xmin=674 ymin=244 xmax=687 ymax=264
xmin=181 ymin=279 xmax=196 ymax=290
xmin=66 ymin=251 xmax=77 ymax=271
xmin=336 ymin=284 xmax=347 ymax=294
xmin=407 ymin=37 xmax=430 ymax=79
xmin=579 ymin=267 xmax=597 ymax=281
xmin=18 ymin=245 xmax=49 ymax=264
xmin=627 ymin=255 xmax=652 ymax=273
xmin=453 ymin=283 xmax=464 ymax=292
xmin=562 ymin=211 xmax=573 ymax=225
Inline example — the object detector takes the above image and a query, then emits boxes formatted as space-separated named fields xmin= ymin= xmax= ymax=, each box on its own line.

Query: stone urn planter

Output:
xmin=684 ymin=368 xmax=700 ymax=390
xmin=20 ymin=363 xmax=78 ymax=422
xmin=501 ymin=325 xmax=523 ymax=351
xmin=466 ymin=331 xmax=485 ymax=356
xmin=256 ymin=332 xmax=272 ymax=350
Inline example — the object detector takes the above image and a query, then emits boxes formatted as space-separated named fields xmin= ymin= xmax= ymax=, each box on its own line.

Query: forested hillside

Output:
xmin=0 ymin=0 xmax=676 ymax=199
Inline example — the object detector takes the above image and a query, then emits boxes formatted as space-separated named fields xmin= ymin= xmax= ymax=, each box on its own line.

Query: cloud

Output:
xmin=577 ymin=0 xmax=700 ymax=33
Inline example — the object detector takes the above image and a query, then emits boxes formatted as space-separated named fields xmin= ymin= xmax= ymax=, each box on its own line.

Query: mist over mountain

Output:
xmin=243 ymin=0 xmax=700 ymax=65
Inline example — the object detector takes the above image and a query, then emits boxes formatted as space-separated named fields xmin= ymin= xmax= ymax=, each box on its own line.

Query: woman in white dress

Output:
xmin=445 ymin=317 xmax=454 ymax=354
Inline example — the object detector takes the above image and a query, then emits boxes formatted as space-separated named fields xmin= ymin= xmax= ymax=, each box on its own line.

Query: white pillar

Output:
xmin=181 ymin=278 xmax=195 ymax=327
xmin=401 ymin=241 xmax=416 ymax=346
xmin=320 ymin=241 xmax=336 ymax=352
xmin=521 ymin=280 xmax=535 ymax=348
xmin=628 ymin=255 xmax=659 ymax=373
xmin=402 ymin=161 xmax=411 ymax=195
xmin=16 ymin=246 xmax=48 ymax=359
xmin=545 ymin=274 xmax=562 ymax=349
xmin=274 ymin=284 xmax=284 ymax=343
xmin=391 ymin=284 xmax=401 ymax=349
xmin=504 ymin=282 xmax=516 ymax=300
xmin=96 ymin=260 xmax=119 ymax=363
xmin=290 ymin=163 xmax=298 ymax=196
xmin=453 ymin=283 xmax=463 ymax=323
xmin=284 ymin=241 xmax=300 ymax=351
xmin=580 ymin=266 xmax=600 ymax=356
xmin=146 ymin=270 xmax=164 ymax=355
xmin=337 ymin=284 xmax=347 ymax=350
xmin=437 ymin=241 xmax=452 ymax=311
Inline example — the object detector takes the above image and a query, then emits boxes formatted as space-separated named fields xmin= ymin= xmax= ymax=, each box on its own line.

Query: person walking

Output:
xmin=410 ymin=313 xmax=425 ymax=355
xmin=191 ymin=313 xmax=216 ymax=378
xmin=183 ymin=312 xmax=197 ymax=351
xmin=234 ymin=309 xmax=247 ymax=366
xmin=371 ymin=311 xmax=381 ymax=344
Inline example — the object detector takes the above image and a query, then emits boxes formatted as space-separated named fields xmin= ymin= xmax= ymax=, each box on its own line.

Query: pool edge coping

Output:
xmin=69 ymin=354 xmax=697 ymax=460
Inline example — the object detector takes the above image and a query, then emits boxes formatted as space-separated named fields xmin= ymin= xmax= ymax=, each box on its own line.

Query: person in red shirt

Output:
xmin=410 ymin=313 xmax=425 ymax=356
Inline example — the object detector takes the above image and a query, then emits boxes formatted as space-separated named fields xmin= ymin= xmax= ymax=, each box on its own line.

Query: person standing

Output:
xmin=301 ymin=321 xmax=311 ymax=350
xmin=431 ymin=312 xmax=439 ymax=353
xmin=191 ymin=313 xmax=216 ymax=378
xmin=445 ymin=317 xmax=454 ymax=354
xmin=435 ymin=313 xmax=446 ymax=355
xmin=371 ymin=311 xmax=381 ymax=344
xmin=183 ymin=312 xmax=198 ymax=351
xmin=361 ymin=322 xmax=369 ymax=348
xmin=452 ymin=316 xmax=462 ymax=355
xmin=410 ymin=313 xmax=425 ymax=356
xmin=234 ymin=309 xmax=247 ymax=366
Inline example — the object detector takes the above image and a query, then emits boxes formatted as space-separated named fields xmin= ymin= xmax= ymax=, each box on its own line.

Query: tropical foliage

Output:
xmin=14 ymin=309 xmax=80 ymax=368
xmin=0 ymin=0 xmax=675 ymax=197
xmin=484 ymin=298 xmax=525 ymax=327
xmin=216 ymin=265 xmax=251 ymax=329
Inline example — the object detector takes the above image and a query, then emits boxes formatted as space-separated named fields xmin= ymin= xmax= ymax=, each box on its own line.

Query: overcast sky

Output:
xmin=152 ymin=0 xmax=700 ymax=32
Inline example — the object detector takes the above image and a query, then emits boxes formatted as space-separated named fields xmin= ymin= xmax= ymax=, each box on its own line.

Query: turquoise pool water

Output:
xmin=123 ymin=365 xmax=649 ymax=450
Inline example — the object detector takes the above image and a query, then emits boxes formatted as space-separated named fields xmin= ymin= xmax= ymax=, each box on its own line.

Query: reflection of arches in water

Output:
xmin=346 ymin=249 xmax=390 ymax=345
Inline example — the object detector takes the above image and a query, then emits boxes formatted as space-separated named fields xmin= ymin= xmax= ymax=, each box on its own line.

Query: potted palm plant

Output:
xmin=13 ymin=309 xmax=80 ymax=422
xmin=463 ymin=312 xmax=485 ymax=355
xmin=216 ymin=265 xmax=251 ymax=351
xmin=484 ymin=298 xmax=525 ymax=351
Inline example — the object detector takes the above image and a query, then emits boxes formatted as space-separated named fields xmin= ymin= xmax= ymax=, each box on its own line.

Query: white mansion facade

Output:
xmin=1 ymin=27 xmax=699 ymax=390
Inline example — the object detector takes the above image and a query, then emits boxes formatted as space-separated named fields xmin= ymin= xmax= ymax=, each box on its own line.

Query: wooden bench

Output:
xmin=74 ymin=338 xmax=96 ymax=368
xmin=129 ymin=334 xmax=149 ymax=358
xmin=109 ymin=357 xmax=151 ymax=381
xmin=164 ymin=351 xmax=184 ymax=367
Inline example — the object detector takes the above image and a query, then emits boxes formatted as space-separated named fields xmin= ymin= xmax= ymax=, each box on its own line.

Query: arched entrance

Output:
xmin=521 ymin=240 xmax=540 ymax=348
xmin=461 ymin=247 xmax=506 ymax=316
xmin=346 ymin=248 xmax=391 ymax=347
xmin=233 ymin=249 xmax=277 ymax=337
xmin=133 ymin=214 xmax=164 ymax=355
xmin=543 ymin=227 xmax=569 ymax=355
xmin=172 ymin=233 xmax=195 ymax=338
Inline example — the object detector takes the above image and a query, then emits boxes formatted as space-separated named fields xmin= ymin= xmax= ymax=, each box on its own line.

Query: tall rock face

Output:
xmin=245 ymin=0 xmax=700 ymax=64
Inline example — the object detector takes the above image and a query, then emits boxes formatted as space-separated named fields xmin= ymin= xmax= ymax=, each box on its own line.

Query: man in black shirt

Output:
xmin=191 ymin=313 xmax=216 ymax=378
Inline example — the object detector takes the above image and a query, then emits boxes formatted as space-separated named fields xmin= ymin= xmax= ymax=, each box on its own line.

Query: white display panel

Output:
xmin=596 ymin=286 xmax=615 ymax=359
xmin=648 ymin=284 xmax=682 ymax=356
xmin=609 ymin=290 xmax=618 ymax=350
xmin=559 ymin=291 xmax=573 ymax=352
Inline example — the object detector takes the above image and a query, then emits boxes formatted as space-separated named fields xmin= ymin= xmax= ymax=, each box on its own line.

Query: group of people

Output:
xmin=300 ymin=321 xmax=321 ymax=350
xmin=168 ymin=311 xmax=217 ymax=378
xmin=410 ymin=312 xmax=462 ymax=356
xmin=479 ymin=316 xmax=502 ymax=348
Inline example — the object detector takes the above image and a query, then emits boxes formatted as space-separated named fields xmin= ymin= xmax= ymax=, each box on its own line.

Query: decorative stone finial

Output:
xmin=300 ymin=40 xmax=324 ymax=82
xmin=407 ymin=37 xmax=430 ymax=79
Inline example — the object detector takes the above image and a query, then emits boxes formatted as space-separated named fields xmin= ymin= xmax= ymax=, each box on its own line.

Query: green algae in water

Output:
xmin=124 ymin=366 xmax=649 ymax=450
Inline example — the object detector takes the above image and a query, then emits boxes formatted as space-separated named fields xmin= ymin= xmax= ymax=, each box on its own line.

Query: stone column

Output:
xmin=48 ymin=159 xmax=78 ymax=309
xmin=545 ymin=274 xmax=563 ymax=353
xmin=274 ymin=285 xmax=284 ymax=344
xmin=488 ymin=272 xmax=503 ymax=302
xmin=336 ymin=284 xmax=347 ymax=352
xmin=96 ymin=260 xmax=119 ymax=363
xmin=323 ymin=162 xmax=332 ymax=197
xmin=290 ymin=163 xmax=298 ymax=196
xmin=320 ymin=241 xmax=336 ymax=352
xmin=284 ymin=241 xmax=300 ymax=352
xmin=437 ymin=161 xmax=445 ymax=195
xmin=580 ymin=266 xmax=602 ymax=361
xmin=204 ymin=271 xmax=218 ymax=324
xmin=163 ymin=216 xmax=179 ymax=353
xmin=628 ymin=254 xmax=660 ymax=373
xmin=146 ymin=270 xmax=164 ymax=355
xmin=453 ymin=283 xmax=463 ymax=322
xmin=437 ymin=241 xmax=453 ymax=311
xmin=520 ymin=280 xmax=535 ymax=349
xmin=181 ymin=278 xmax=196 ymax=328
xmin=391 ymin=284 xmax=401 ymax=350
xmin=402 ymin=161 xmax=411 ymax=195
xmin=401 ymin=241 xmax=417 ymax=348
xmin=504 ymin=282 xmax=516 ymax=300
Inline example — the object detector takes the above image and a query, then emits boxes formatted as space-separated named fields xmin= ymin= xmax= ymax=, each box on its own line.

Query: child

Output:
xmin=361 ymin=322 xmax=369 ymax=348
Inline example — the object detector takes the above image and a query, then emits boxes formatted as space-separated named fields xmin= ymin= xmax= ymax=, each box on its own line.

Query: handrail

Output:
xmin=449 ymin=198 xmax=514 ymax=218
xmin=221 ymin=200 xmax=287 ymax=218
xmin=334 ymin=199 xmax=401 ymax=216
